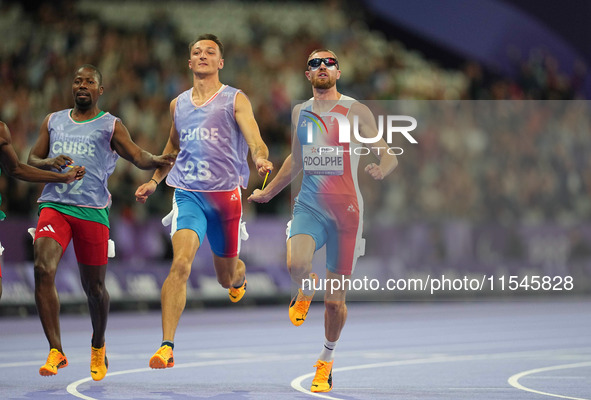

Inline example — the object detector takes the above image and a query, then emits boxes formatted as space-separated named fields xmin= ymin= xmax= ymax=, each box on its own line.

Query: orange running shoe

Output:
xmin=228 ymin=278 xmax=247 ymax=303
xmin=149 ymin=345 xmax=174 ymax=369
xmin=311 ymin=359 xmax=334 ymax=392
xmin=289 ymin=273 xmax=318 ymax=326
xmin=90 ymin=344 xmax=108 ymax=381
xmin=39 ymin=348 xmax=68 ymax=376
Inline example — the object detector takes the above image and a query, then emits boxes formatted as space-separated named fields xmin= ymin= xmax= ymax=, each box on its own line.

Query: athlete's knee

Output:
xmin=84 ymin=279 xmax=107 ymax=300
xmin=169 ymin=257 xmax=192 ymax=281
xmin=33 ymin=259 xmax=57 ymax=283
xmin=287 ymin=255 xmax=312 ymax=277
xmin=325 ymin=300 xmax=347 ymax=316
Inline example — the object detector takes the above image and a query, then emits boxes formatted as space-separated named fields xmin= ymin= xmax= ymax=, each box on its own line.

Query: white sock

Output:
xmin=318 ymin=338 xmax=338 ymax=362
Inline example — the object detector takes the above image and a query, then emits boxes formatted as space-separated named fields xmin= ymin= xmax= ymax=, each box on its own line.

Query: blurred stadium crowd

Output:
xmin=1 ymin=0 xmax=590 ymax=229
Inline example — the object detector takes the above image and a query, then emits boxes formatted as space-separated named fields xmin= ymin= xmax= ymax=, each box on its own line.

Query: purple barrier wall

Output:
xmin=1 ymin=217 xmax=589 ymax=305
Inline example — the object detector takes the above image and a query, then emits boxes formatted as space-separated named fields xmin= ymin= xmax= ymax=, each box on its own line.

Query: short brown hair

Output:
xmin=189 ymin=34 xmax=224 ymax=57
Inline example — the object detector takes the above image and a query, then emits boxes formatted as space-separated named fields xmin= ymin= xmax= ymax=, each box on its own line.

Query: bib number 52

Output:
xmin=55 ymin=179 xmax=84 ymax=195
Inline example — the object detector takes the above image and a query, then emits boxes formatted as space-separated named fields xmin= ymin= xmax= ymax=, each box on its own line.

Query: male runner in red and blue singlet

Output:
xmin=249 ymin=49 xmax=398 ymax=393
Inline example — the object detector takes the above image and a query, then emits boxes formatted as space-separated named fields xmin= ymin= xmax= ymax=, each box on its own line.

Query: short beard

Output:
xmin=312 ymin=77 xmax=335 ymax=90
xmin=75 ymin=97 xmax=92 ymax=110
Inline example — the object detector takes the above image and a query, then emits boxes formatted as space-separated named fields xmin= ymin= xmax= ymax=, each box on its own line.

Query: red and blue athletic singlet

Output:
xmin=289 ymin=96 xmax=365 ymax=275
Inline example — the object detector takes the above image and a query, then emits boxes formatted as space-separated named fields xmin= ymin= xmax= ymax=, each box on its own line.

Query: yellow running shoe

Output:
xmin=149 ymin=345 xmax=174 ymax=369
xmin=289 ymin=273 xmax=318 ymax=326
xmin=311 ymin=360 xmax=334 ymax=393
xmin=90 ymin=344 xmax=108 ymax=381
xmin=228 ymin=278 xmax=247 ymax=303
xmin=39 ymin=348 xmax=68 ymax=376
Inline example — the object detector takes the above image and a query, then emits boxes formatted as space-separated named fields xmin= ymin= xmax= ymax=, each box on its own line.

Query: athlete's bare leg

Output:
xmin=213 ymin=255 xmax=245 ymax=288
xmin=287 ymin=234 xmax=316 ymax=287
xmin=324 ymin=271 xmax=349 ymax=342
xmin=160 ymin=229 xmax=200 ymax=342
xmin=33 ymin=237 xmax=64 ymax=352
xmin=78 ymin=263 xmax=109 ymax=348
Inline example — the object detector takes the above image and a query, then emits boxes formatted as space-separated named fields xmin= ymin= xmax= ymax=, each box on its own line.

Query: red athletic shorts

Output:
xmin=34 ymin=207 xmax=109 ymax=266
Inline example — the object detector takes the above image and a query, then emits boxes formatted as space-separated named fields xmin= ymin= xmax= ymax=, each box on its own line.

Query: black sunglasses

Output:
xmin=307 ymin=57 xmax=339 ymax=70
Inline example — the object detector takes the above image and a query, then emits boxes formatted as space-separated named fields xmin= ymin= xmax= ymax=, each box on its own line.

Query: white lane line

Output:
xmin=67 ymin=353 xmax=312 ymax=400
xmin=508 ymin=361 xmax=591 ymax=400
xmin=67 ymin=366 xmax=150 ymax=400
xmin=57 ymin=348 xmax=591 ymax=399
xmin=291 ymin=352 xmax=591 ymax=399
xmin=290 ymin=355 xmax=481 ymax=400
